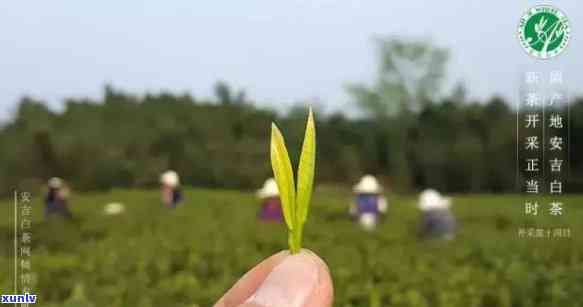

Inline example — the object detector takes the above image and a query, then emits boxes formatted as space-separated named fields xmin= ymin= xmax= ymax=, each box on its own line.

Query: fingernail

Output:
xmin=246 ymin=252 xmax=319 ymax=307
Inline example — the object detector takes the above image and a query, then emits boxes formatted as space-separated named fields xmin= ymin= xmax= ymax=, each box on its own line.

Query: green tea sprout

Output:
xmin=270 ymin=107 xmax=316 ymax=254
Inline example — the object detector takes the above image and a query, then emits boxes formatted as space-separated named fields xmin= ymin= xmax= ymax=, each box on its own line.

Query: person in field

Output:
xmin=44 ymin=177 xmax=73 ymax=219
xmin=257 ymin=178 xmax=284 ymax=222
xmin=349 ymin=175 xmax=388 ymax=231
xmin=160 ymin=170 xmax=183 ymax=208
xmin=417 ymin=189 xmax=456 ymax=240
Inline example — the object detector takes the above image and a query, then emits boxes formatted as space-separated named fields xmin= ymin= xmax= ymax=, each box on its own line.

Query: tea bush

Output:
xmin=1 ymin=189 xmax=582 ymax=306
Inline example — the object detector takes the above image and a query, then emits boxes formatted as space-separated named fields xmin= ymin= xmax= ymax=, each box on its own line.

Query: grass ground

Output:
xmin=1 ymin=188 xmax=582 ymax=307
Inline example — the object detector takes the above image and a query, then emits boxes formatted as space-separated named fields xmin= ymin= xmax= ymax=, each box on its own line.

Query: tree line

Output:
xmin=0 ymin=85 xmax=581 ymax=195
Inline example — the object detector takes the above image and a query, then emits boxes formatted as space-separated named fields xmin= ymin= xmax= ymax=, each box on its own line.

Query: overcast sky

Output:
xmin=1 ymin=0 xmax=581 ymax=122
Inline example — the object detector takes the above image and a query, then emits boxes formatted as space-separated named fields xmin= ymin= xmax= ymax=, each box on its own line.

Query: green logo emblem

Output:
xmin=518 ymin=5 xmax=570 ymax=59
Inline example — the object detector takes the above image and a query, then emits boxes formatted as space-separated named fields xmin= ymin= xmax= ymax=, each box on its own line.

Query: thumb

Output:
xmin=215 ymin=250 xmax=333 ymax=307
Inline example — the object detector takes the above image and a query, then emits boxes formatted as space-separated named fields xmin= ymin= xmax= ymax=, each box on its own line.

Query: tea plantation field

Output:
xmin=1 ymin=189 xmax=582 ymax=307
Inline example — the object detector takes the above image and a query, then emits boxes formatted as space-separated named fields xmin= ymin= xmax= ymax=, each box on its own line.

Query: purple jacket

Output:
xmin=259 ymin=198 xmax=283 ymax=222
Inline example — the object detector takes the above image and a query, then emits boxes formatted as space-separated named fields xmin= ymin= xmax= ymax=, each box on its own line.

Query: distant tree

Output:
xmin=214 ymin=81 xmax=232 ymax=105
xmin=347 ymin=37 xmax=449 ymax=117
xmin=449 ymin=82 xmax=468 ymax=104
xmin=214 ymin=81 xmax=247 ymax=105
xmin=347 ymin=37 xmax=449 ymax=191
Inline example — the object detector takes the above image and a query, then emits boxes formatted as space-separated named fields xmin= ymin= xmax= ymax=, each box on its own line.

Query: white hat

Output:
xmin=353 ymin=175 xmax=382 ymax=194
xmin=160 ymin=170 xmax=180 ymax=187
xmin=48 ymin=177 xmax=63 ymax=189
xmin=257 ymin=178 xmax=279 ymax=199
xmin=104 ymin=202 xmax=125 ymax=215
xmin=418 ymin=189 xmax=451 ymax=211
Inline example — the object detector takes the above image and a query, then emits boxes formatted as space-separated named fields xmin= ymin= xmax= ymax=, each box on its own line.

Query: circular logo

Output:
xmin=518 ymin=5 xmax=570 ymax=59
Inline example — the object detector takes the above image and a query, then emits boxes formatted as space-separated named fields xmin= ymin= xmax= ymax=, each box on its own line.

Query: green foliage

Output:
xmin=0 ymin=86 xmax=582 ymax=194
xmin=270 ymin=108 xmax=316 ymax=253
xmin=0 ymin=190 xmax=582 ymax=306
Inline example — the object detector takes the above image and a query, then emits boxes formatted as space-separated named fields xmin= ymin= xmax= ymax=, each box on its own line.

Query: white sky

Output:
xmin=0 ymin=0 xmax=581 ymax=122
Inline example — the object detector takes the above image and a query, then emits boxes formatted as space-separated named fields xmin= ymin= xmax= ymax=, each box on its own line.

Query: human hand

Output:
xmin=214 ymin=249 xmax=333 ymax=307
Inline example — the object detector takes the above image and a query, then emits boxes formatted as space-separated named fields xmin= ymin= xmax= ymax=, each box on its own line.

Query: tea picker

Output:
xmin=256 ymin=178 xmax=284 ymax=222
xmin=350 ymin=175 xmax=388 ymax=231
xmin=417 ymin=189 xmax=456 ymax=240
xmin=44 ymin=177 xmax=73 ymax=219
xmin=160 ymin=170 xmax=183 ymax=208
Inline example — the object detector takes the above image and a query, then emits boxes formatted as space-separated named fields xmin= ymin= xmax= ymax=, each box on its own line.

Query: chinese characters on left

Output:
xmin=519 ymin=70 xmax=570 ymax=239
xmin=15 ymin=191 xmax=34 ymax=297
